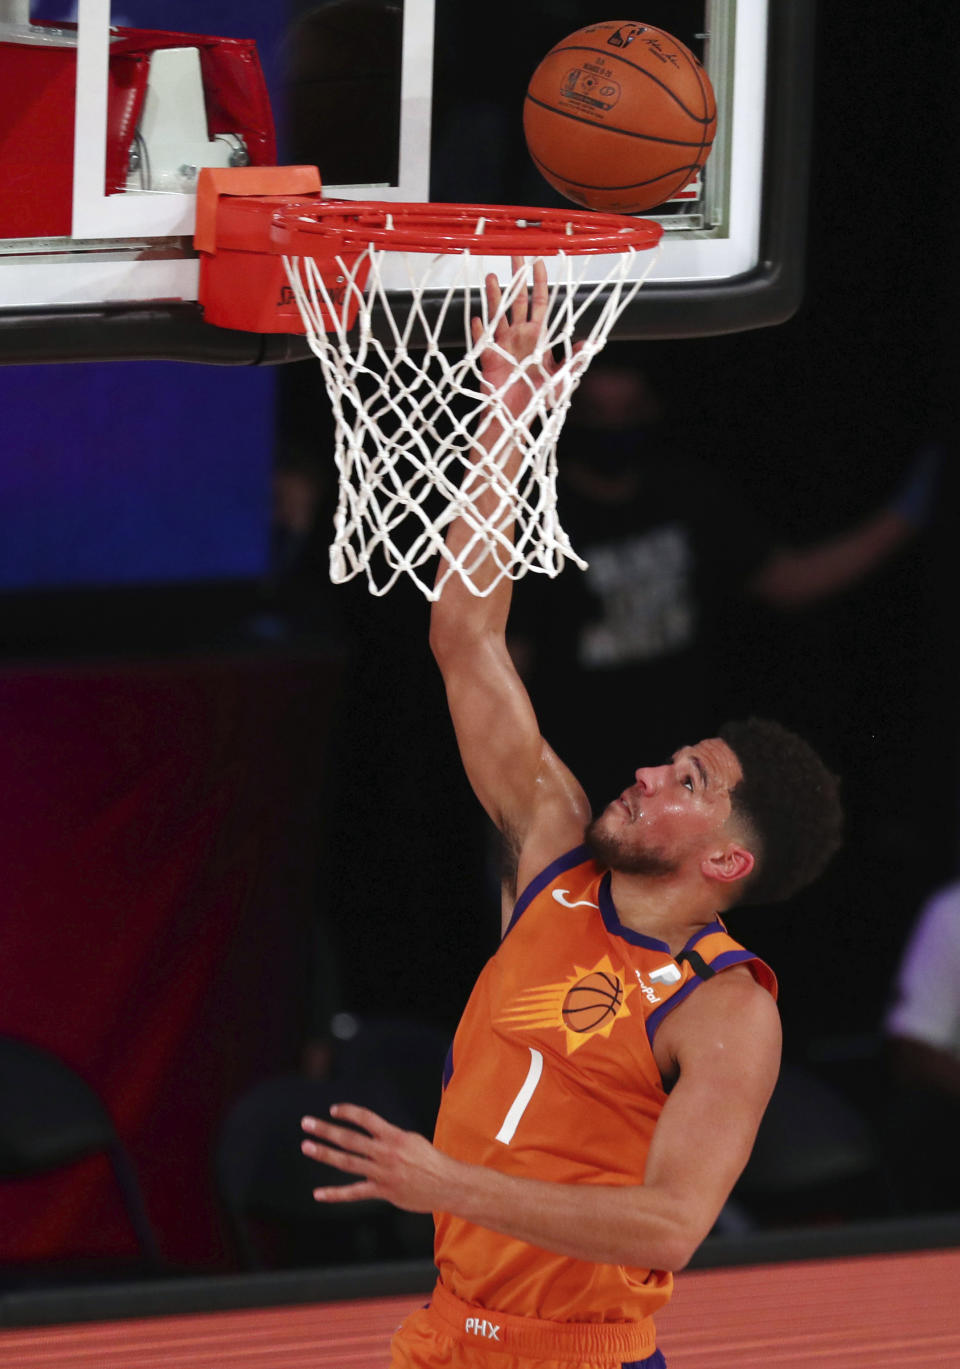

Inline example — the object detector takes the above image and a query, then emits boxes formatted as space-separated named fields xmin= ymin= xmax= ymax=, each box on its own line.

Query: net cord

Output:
xmin=282 ymin=246 xmax=660 ymax=600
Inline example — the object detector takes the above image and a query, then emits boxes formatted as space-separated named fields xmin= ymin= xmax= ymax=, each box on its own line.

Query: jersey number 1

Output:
xmin=495 ymin=1047 xmax=543 ymax=1145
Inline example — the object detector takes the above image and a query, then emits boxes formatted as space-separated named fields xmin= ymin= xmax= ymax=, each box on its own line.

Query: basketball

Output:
xmin=523 ymin=20 xmax=716 ymax=213
xmin=562 ymin=971 xmax=624 ymax=1033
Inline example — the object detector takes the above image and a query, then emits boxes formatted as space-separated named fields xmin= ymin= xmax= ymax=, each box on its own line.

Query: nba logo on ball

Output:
xmin=523 ymin=19 xmax=717 ymax=213
xmin=607 ymin=23 xmax=645 ymax=48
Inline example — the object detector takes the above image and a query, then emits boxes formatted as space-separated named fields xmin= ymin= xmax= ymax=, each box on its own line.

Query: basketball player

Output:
xmin=301 ymin=260 xmax=844 ymax=1368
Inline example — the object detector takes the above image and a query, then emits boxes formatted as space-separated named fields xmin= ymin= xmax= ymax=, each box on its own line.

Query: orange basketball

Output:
xmin=523 ymin=20 xmax=716 ymax=213
xmin=561 ymin=971 xmax=623 ymax=1033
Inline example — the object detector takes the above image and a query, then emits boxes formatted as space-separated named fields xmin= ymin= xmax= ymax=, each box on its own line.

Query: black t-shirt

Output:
xmin=511 ymin=434 xmax=774 ymax=810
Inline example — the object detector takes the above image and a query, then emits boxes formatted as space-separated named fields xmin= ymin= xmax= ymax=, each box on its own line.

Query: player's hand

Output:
xmin=301 ymin=1105 xmax=462 ymax=1212
xmin=471 ymin=257 xmax=575 ymax=416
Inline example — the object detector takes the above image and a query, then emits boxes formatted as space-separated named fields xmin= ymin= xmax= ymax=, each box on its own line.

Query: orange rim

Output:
xmin=278 ymin=200 xmax=663 ymax=256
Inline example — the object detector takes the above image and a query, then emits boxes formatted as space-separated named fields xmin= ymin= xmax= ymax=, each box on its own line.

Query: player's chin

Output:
xmin=584 ymin=813 xmax=621 ymax=860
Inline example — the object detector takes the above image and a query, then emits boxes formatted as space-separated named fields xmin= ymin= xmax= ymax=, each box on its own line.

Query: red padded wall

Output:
xmin=0 ymin=653 xmax=339 ymax=1270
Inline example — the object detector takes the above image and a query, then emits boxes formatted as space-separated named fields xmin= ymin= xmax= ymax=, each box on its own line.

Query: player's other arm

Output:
xmin=428 ymin=262 xmax=590 ymax=906
xmin=303 ymin=970 xmax=781 ymax=1271
xmin=632 ymin=969 xmax=782 ymax=1264
xmin=443 ymin=970 xmax=782 ymax=1270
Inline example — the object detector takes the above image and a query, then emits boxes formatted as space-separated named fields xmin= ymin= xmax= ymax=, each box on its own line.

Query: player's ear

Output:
xmin=701 ymin=843 xmax=754 ymax=886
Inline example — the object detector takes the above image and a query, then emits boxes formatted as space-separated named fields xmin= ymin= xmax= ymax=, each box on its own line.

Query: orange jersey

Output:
xmin=433 ymin=844 xmax=777 ymax=1326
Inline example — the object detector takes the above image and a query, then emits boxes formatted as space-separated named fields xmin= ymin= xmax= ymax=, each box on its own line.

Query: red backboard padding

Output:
xmin=0 ymin=44 xmax=78 ymax=237
xmin=0 ymin=23 xmax=276 ymax=239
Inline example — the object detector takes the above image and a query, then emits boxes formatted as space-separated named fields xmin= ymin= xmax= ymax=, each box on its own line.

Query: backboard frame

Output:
xmin=0 ymin=0 xmax=816 ymax=363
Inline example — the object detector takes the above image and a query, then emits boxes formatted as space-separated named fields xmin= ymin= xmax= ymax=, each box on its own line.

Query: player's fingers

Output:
xmin=529 ymin=258 xmax=549 ymax=325
xmin=486 ymin=272 xmax=512 ymax=349
xmin=484 ymin=271 xmax=502 ymax=323
xmin=313 ymin=1180 xmax=377 ymax=1204
xmin=538 ymin=338 xmax=585 ymax=406
xmin=301 ymin=1116 xmax=377 ymax=1157
xmin=329 ymin=1102 xmax=397 ymax=1138
xmin=509 ymin=256 xmax=528 ymax=327
xmin=544 ymin=338 xmax=583 ymax=383
xmin=302 ymin=1113 xmax=361 ymax=1143
xmin=301 ymin=1137 xmax=372 ymax=1174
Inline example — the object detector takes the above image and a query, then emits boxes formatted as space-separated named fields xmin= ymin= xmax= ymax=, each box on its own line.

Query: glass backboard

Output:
xmin=0 ymin=0 xmax=815 ymax=363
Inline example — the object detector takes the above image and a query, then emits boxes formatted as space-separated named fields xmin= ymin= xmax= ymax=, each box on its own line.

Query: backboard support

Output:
xmin=0 ymin=0 xmax=816 ymax=364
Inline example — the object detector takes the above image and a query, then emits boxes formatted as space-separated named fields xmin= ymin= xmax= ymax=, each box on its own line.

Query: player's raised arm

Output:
xmin=428 ymin=259 xmax=590 ymax=905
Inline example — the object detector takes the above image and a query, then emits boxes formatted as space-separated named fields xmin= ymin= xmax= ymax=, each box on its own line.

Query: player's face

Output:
xmin=588 ymin=738 xmax=744 ymax=874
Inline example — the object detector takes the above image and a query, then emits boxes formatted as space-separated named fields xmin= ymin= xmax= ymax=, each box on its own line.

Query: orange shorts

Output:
xmin=389 ymin=1282 xmax=664 ymax=1369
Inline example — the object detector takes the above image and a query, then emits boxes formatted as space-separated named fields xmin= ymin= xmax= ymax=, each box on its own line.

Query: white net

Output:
xmin=283 ymin=244 xmax=659 ymax=600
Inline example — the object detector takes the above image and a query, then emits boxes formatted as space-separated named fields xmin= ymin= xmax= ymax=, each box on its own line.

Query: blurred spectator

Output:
xmin=242 ymin=442 xmax=346 ymax=648
xmin=883 ymin=879 xmax=960 ymax=1214
xmin=510 ymin=360 xmax=936 ymax=810
xmin=272 ymin=452 xmax=323 ymax=575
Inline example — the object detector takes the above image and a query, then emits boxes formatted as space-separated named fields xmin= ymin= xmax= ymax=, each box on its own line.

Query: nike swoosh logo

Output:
xmin=552 ymin=889 xmax=599 ymax=909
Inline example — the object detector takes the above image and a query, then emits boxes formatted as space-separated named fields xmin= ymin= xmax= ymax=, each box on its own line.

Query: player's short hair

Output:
xmin=719 ymin=717 xmax=843 ymax=907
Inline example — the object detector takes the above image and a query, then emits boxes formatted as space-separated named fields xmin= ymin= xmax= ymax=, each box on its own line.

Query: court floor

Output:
xmin=3 ymin=1247 xmax=959 ymax=1367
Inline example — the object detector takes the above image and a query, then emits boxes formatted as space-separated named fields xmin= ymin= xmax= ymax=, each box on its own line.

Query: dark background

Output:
xmin=0 ymin=0 xmax=957 ymax=1274
xmin=306 ymin=0 xmax=960 ymax=1049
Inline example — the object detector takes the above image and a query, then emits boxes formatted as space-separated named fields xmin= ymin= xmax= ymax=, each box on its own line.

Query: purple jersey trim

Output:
xmin=681 ymin=920 xmax=726 ymax=952
xmin=599 ymin=871 xmax=673 ymax=952
xmin=645 ymin=948 xmax=763 ymax=1043
xmin=709 ymin=949 xmax=758 ymax=973
xmin=441 ymin=1041 xmax=454 ymax=1091
xmin=505 ymin=843 xmax=593 ymax=936
xmin=646 ymin=978 xmax=699 ymax=1042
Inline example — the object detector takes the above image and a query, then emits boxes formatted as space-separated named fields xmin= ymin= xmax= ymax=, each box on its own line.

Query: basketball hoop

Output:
xmin=196 ymin=170 xmax=663 ymax=600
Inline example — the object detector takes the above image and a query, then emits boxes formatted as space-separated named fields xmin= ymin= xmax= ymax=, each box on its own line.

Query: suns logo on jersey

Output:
xmin=497 ymin=954 xmax=636 ymax=1054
